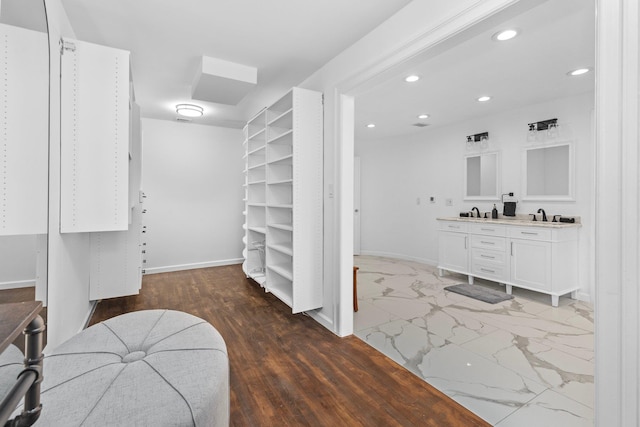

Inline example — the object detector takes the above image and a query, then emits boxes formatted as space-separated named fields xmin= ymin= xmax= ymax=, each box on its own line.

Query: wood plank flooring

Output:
xmin=90 ymin=265 xmax=490 ymax=427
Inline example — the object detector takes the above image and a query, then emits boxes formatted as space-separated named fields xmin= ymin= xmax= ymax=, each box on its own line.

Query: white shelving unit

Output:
xmin=242 ymin=87 xmax=323 ymax=313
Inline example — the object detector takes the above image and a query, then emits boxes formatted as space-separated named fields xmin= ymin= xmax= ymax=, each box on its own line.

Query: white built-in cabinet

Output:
xmin=60 ymin=38 xmax=130 ymax=233
xmin=438 ymin=219 xmax=579 ymax=306
xmin=0 ymin=23 xmax=48 ymax=235
xmin=242 ymin=87 xmax=323 ymax=313
xmin=59 ymin=38 xmax=143 ymax=300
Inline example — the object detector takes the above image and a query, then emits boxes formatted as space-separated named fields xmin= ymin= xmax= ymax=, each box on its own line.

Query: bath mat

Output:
xmin=444 ymin=283 xmax=514 ymax=304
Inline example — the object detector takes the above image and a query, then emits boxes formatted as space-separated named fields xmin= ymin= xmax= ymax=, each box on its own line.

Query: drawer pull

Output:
xmin=480 ymin=255 xmax=495 ymax=259
xmin=448 ymin=225 xmax=460 ymax=229
xmin=480 ymin=228 xmax=494 ymax=232
xmin=480 ymin=241 xmax=495 ymax=245
xmin=521 ymin=231 xmax=538 ymax=235
xmin=480 ymin=268 xmax=495 ymax=273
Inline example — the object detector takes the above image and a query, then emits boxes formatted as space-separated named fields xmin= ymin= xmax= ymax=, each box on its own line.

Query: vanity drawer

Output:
xmin=470 ymin=223 xmax=507 ymax=237
xmin=439 ymin=221 xmax=468 ymax=233
xmin=471 ymin=261 xmax=508 ymax=282
xmin=509 ymin=226 xmax=552 ymax=241
xmin=471 ymin=248 xmax=507 ymax=265
xmin=470 ymin=234 xmax=506 ymax=251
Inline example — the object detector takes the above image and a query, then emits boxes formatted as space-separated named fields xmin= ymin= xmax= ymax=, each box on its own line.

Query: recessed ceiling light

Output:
xmin=404 ymin=75 xmax=420 ymax=83
xmin=493 ymin=29 xmax=519 ymax=41
xmin=417 ymin=114 xmax=429 ymax=119
xmin=176 ymin=103 xmax=204 ymax=117
xmin=477 ymin=96 xmax=492 ymax=102
xmin=567 ymin=68 xmax=591 ymax=76
xmin=366 ymin=123 xmax=376 ymax=128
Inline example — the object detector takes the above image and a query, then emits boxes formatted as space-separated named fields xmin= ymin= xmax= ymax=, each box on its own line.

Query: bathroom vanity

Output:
xmin=437 ymin=217 xmax=580 ymax=306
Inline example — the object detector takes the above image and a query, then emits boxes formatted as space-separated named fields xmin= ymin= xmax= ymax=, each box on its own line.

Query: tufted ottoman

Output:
xmin=0 ymin=344 xmax=24 ymax=402
xmin=32 ymin=309 xmax=229 ymax=426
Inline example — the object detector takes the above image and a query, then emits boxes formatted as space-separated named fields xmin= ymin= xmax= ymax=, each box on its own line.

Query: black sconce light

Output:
xmin=466 ymin=132 xmax=489 ymax=150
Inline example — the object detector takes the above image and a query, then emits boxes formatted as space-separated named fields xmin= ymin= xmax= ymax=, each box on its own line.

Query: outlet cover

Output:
xmin=445 ymin=198 xmax=453 ymax=206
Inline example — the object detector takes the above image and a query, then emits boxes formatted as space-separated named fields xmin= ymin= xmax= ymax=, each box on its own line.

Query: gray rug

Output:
xmin=444 ymin=283 xmax=514 ymax=304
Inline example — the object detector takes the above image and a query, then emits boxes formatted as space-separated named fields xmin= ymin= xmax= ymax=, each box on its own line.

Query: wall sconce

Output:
xmin=466 ymin=132 xmax=489 ymax=150
xmin=527 ymin=118 xmax=558 ymax=141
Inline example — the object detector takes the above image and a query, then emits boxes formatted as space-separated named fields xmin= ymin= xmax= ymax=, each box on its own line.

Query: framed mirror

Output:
xmin=522 ymin=142 xmax=574 ymax=201
xmin=464 ymin=152 xmax=500 ymax=200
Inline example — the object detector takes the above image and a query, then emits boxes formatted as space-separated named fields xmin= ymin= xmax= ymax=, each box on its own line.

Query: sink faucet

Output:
xmin=472 ymin=207 xmax=481 ymax=218
xmin=537 ymin=208 xmax=548 ymax=222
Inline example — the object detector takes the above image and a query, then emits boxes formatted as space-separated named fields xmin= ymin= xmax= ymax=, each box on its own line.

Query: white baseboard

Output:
xmin=144 ymin=258 xmax=243 ymax=275
xmin=307 ymin=310 xmax=337 ymax=335
xmin=0 ymin=279 xmax=36 ymax=290
xmin=358 ymin=250 xmax=437 ymax=267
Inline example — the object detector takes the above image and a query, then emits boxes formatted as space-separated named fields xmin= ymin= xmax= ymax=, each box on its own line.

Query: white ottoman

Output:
xmin=34 ymin=310 xmax=229 ymax=426
xmin=0 ymin=344 xmax=24 ymax=403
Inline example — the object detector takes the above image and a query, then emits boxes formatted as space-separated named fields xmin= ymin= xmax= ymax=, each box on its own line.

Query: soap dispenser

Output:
xmin=491 ymin=204 xmax=498 ymax=219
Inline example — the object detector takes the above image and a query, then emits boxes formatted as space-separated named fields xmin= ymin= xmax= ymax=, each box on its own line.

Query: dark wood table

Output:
xmin=0 ymin=301 xmax=43 ymax=353
xmin=0 ymin=301 xmax=45 ymax=426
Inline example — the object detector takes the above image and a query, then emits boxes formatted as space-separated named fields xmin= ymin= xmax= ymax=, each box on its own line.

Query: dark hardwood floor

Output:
xmin=90 ymin=264 xmax=489 ymax=426
xmin=0 ymin=286 xmax=47 ymax=353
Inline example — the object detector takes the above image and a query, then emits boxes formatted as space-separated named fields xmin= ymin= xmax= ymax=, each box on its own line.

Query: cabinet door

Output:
xmin=60 ymin=39 xmax=130 ymax=233
xmin=438 ymin=231 xmax=468 ymax=273
xmin=510 ymin=239 xmax=551 ymax=291
xmin=0 ymin=24 xmax=48 ymax=235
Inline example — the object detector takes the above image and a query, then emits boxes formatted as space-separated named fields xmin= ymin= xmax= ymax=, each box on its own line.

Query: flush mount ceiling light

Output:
xmin=492 ymin=29 xmax=519 ymax=41
xmin=366 ymin=123 xmax=376 ymax=128
xmin=567 ymin=68 xmax=591 ymax=76
xmin=176 ymin=103 xmax=204 ymax=117
xmin=404 ymin=75 xmax=420 ymax=83
xmin=417 ymin=114 xmax=429 ymax=119
xmin=477 ymin=96 xmax=492 ymax=102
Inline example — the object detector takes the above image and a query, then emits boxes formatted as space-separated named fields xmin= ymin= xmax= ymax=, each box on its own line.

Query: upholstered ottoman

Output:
xmin=0 ymin=344 xmax=24 ymax=402
xmin=33 ymin=310 xmax=229 ymax=426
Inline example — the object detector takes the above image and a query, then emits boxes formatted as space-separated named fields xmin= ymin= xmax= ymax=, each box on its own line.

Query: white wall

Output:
xmin=44 ymin=0 xmax=94 ymax=350
xmin=0 ymin=235 xmax=36 ymax=289
xmin=141 ymin=119 xmax=244 ymax=273
xmin=355 ymin=92 xmax=594 ymax=301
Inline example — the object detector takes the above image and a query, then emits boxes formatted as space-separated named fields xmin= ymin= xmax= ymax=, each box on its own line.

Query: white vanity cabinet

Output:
xmin=508 ymin=226 xmax=578 ymax=306
xmin=438 ymin=221 xmax=469 ymax=275
xmin=437 ymin=219 xmax=579 ymax=306
xmin=469 ymin=223 xmax=509 ymax=284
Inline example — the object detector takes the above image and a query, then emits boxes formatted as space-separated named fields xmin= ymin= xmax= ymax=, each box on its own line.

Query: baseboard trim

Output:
xmin=358 ymin=251 xmax=437 ymax=267
xmin=0 ymin=279 xmax=36 ymax=290
xmin=307 ymin=310 xmax=337 ymax=335
xmin=144 ymin=259 xmax=244 ymax=275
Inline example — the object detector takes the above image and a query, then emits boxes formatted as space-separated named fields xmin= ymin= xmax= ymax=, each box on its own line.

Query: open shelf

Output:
xmin=268 ymin=242 xmax=293 ymax=256
xmin=242 ymin=87 xmax=322 ymax=313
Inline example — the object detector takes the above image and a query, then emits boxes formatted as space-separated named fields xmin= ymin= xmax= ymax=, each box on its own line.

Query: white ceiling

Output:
xmin=59 ymin=0 xmax=412 ymax=128
xmin=354 ymin=0 xmax=595 ymax=141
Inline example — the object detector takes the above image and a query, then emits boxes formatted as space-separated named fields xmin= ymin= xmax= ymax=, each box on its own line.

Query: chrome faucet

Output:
xmin=537 ymin=208 xmax=548 ymax=222
xmin=472 ymin=207 xmax=481 ymax=218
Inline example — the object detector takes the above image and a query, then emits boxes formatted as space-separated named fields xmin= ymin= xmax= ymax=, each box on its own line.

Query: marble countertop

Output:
xmin=437 ymin=216 xmax=582 ymax=228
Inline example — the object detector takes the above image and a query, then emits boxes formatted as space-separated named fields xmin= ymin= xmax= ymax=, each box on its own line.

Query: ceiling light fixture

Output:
xmin=366 ymin=123 xmax=376 ymax=128
xmin=176 ymin=103 xmax=204 ymax=117
xmin=417 ymin=114 xmax=429 ymax=119
xmin=477 ymin=96 xmax=492 ymax=102
xmin=567 ymin=68 xmax=591 ymax=76
xmin=493 ymin=29 xmax=519 ymax=41
xmin=404 ymin=75 xmax=420 ymax=83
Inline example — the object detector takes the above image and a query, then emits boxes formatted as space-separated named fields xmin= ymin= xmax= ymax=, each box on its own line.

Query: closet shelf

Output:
xmin=269 ymin=264 xmax=293 ymax=281
xmin=267 ymin=179 xmax=293 ymax=185
xmin=248 ymin=226 xmax=266 ymax=234
xmin=267 ymin=129 xmax=293 ymax=144
xmin=268 ymin=154 xmax=293 ymax=164
xmin=268 ymin=223 xmax=293 ymax=231
xmin=268 ymin=242 xmax=293 ymax=256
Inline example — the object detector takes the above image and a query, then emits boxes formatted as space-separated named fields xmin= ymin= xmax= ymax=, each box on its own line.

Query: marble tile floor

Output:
xmin=353 ymin=255 xmax=594 ymax=426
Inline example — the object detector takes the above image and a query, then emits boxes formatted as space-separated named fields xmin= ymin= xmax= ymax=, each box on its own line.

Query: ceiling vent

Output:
xmin=412 ymin=123 xmax=430 ymax=127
